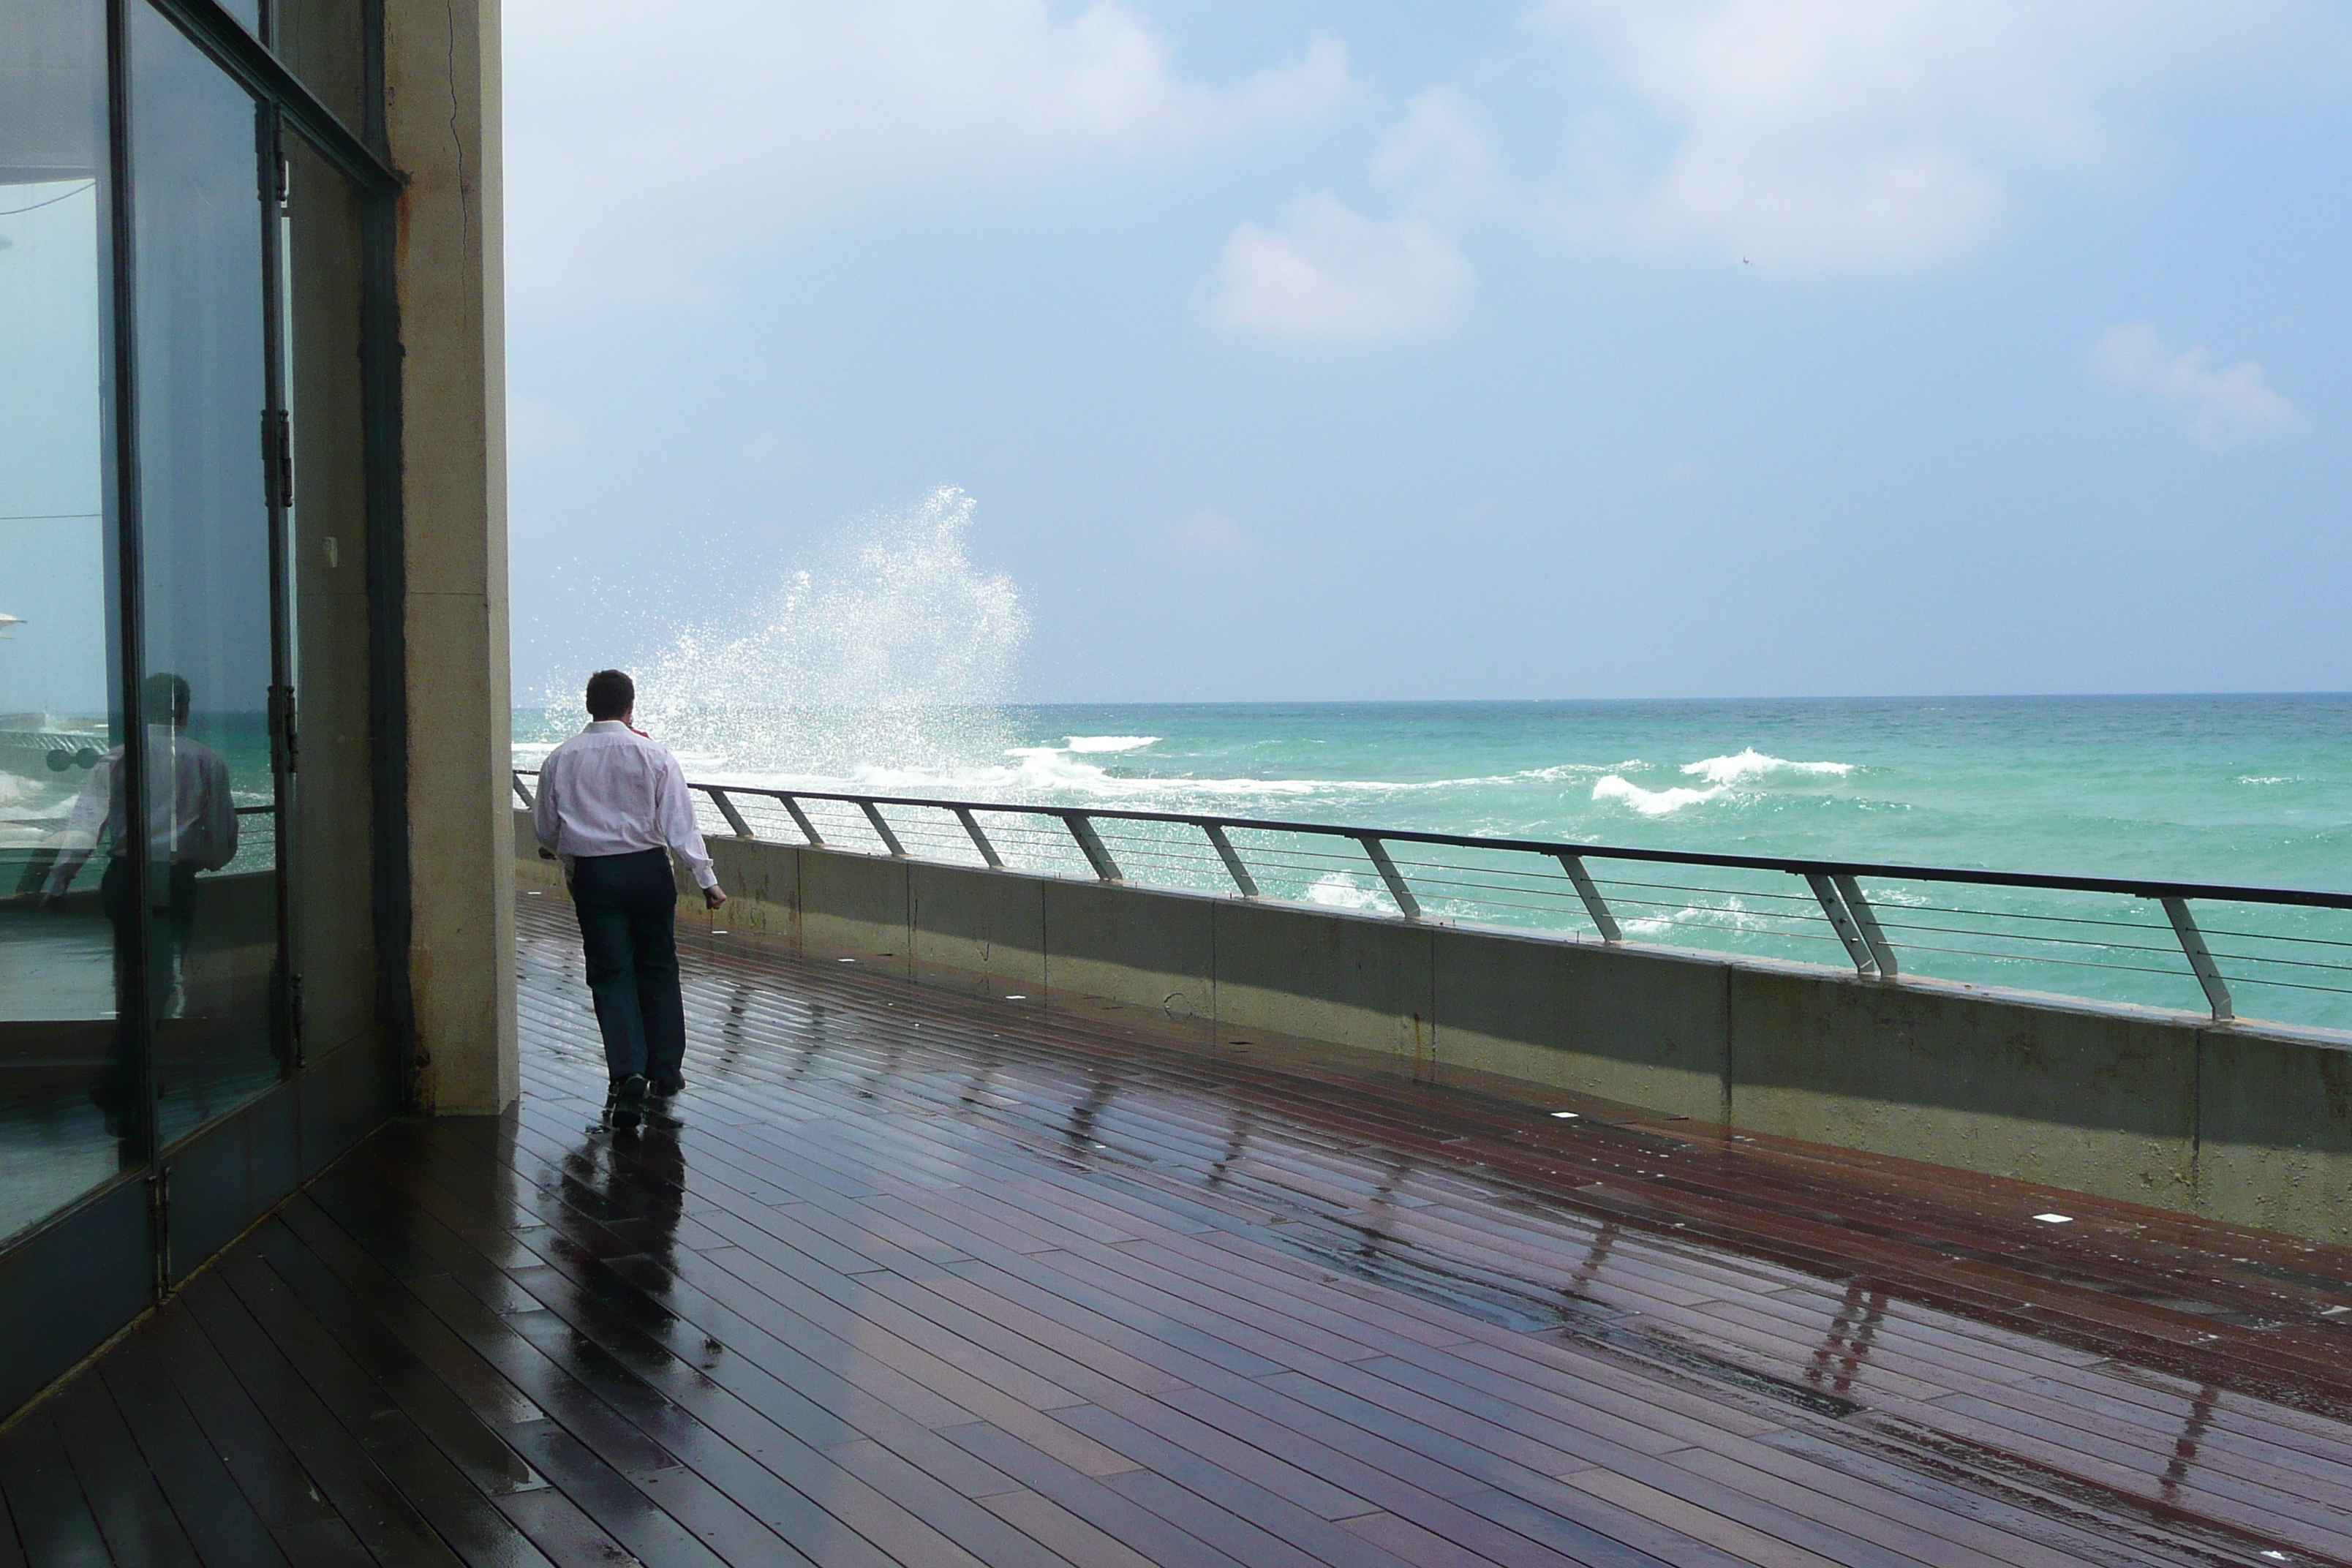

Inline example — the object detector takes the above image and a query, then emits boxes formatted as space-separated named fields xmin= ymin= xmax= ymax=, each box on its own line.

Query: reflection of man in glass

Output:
xmin=41 ymin=673 xmax=237 ymax=1138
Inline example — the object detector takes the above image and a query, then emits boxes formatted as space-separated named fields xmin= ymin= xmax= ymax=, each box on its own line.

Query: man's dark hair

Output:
xmin=143 ymin=671 xmax=192 ymax=727
xmin=585 ymin=668 xmax=635 ymax=721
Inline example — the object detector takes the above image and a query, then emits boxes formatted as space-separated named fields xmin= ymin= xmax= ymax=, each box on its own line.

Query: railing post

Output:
xmin=953 ymin=806 xmax=1004 ymax=869
xmin=1806 ymin=873 xmax=1877 ymax=976
xmin=859 ymin=800 xmax=908 ymax=857
xmin=1202 ymin=823 xmax=1259 ymax=897
xmin=1357 ymin=836 xmax=1422 ymax=920
xmin=1063 ymin=813 xmax=1123 ymax=881
xmin=706 ymin=786 xmax=753 ymax=838
xmin=510 ymin=772 xmax=533 ymax=808
xmin=1553 ymin=853 xmax=1621 ymax=941
xmin=778 ymin=794 xmax=825 ymax=846
xmin=2161 ymin=898 xmax=2234 ymax=1022
xmin=1833 ymin=874 xmax=1899 ymax=979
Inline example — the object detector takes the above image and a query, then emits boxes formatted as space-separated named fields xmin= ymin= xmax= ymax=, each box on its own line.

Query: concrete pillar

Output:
xmin=384 ymin=0 xmax=516 ymax=1112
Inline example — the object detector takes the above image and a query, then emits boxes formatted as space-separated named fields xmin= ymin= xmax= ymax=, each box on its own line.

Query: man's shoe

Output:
xmin=649 ymin=1074 xmax=684 ymax=1098
xmin=608 ymin=1073 xmax=648 ymax=1131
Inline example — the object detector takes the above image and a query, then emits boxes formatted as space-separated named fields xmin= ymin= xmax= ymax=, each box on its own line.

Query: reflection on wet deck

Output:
xmin=5 ymin=892 xmax=2351 ymax=1565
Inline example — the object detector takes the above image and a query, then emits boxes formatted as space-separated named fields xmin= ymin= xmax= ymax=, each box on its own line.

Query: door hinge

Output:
xmin=261 ymin=407 xmax=293 ymax=509
xmin=290 ymin=971 xmax=306 ymax=1068
xmin=147 ymin=1163 xmax=171 ymax=1301
xmin=269 ymin=683 xmax=299 ymax=774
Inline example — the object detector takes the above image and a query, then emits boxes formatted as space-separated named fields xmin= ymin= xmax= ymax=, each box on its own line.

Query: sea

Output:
xmin=514 ymin=694 xmax=2352 ymax=1032
xmin=515 ymin=695 xmax=2352 ymax=888
xmin=505 ymin=488 xmax=2352 ymax=1025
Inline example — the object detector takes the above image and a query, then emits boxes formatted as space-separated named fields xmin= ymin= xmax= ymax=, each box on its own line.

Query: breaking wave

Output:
xmin=1590 ymin=747 xmax=1854 ymax=817
xmin=1681 ymin=749 xmax=1852 ymax=786
xmin=1592 ymin=777 xmax=1728 ymax=817
xmin=617 ymin=487 xmax=1029 ymax=780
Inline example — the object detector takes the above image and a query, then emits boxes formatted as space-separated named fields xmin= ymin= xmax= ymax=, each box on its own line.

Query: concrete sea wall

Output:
xmin=517 ymin=813 xmax=2352 ymax=1244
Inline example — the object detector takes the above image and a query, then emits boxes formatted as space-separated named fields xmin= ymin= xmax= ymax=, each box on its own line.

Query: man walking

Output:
xmin=532 ymin=669 xmax=725 ymax=1129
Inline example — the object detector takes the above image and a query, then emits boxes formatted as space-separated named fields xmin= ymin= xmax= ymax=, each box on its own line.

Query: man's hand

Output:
xmin=704 ymin=885 xmax=729 ymax=911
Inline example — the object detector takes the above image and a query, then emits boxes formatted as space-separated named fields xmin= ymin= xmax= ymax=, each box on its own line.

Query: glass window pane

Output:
xmin=272 ymin=0 xmax=366 ymax=138
xmin=283 ymin=132 xmax=374 ymax=1055
xmin=0 ymin=0 xmax=133 ymax=1242
xmin=129 ymin=1 xmax=284 ymax=1147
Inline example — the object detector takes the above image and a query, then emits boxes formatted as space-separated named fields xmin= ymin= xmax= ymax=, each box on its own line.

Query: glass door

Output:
xmin=125 ymin=0 xmax=288 ymax=1157
xmin=0 ymin=0 xmax=133 ymax=1247
xmin=0 ymin=0 xmax=391 ymax=1409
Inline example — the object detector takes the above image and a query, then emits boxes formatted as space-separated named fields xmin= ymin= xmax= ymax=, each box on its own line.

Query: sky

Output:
xmin=503 ymin=0 xmax=2352 ymax=704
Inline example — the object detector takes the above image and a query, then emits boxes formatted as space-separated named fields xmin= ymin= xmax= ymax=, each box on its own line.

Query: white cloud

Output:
xmin=2092 ymin=323 xmax=2301 ymax=450
xmin=1534 ymin=0 xmax=2307 ymax=271
xmin=505 ymin=1 xmax=1353 ymax=306
xmin=1205 ymin=87 xmax=1493 ymax=345
xmin=1161 ymin=508 xmax=1261 ymax=567
xmin=1372 ymin=88 xmax=1507 ymax=221
xmin=1209 ymin=195 xmax=1473 ymax=342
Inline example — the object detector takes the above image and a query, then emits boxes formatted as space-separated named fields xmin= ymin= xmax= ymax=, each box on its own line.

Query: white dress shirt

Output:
xmin=532 ymin=720 xmax=717 ymax=889
xmin=43 ymin=725 xmax=241 ymax=899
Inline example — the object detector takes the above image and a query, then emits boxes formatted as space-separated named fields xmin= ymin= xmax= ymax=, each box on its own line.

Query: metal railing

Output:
xmin=514 ymin=771 xmax=2352 ymax=1036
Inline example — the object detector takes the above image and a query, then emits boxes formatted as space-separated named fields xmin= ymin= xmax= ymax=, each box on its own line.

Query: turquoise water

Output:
xmin=0 ymin=712 xmax=280 ymax=889
xmin=516 ymin=696 xmax=2352 ymax=1030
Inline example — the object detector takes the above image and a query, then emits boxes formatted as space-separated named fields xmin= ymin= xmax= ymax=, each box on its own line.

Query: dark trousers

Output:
xmin=569 ymin=848 xmax=685 ymax=1084
xmin=98 ymin=856 xmax=198 ymax=1142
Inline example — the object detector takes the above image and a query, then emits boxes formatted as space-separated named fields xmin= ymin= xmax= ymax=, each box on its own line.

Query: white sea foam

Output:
xmin=1591 ymin=776 xmax=1728 ymax=816
xmin=1681 ymin=749 xmax=1852 ymax=786
xmin=1420 ymin=763 xmax=1631 ymax=788
xmin=2239 ymin=775 xmax=2292 ymax=785
xmin=719 ymin=745 xmax=1333 ymax=802
xmin=1301 ymin=872 xmax=1392 ymax=913
xmin=1620 ymin=897 xmax=1772 ymax=935
xmin=1063 ymin=735 xmax=1158 ymax=753
xmin=1522 ymin=761 xmax=1635 ymax=780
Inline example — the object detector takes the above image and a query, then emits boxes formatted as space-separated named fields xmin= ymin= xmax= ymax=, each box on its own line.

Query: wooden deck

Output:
xmin=5 ymin=893 xmax=2352 ymax=1567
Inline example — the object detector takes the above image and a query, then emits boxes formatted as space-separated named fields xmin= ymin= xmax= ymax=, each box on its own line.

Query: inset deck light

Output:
xmin=1550 ymin=1111 xmax=1580 ymax=1120
xmin=1004 ymin=994 xmax=1027 ymax=1000
xmin=2032 ymin=1213 xmax=2073 ymax=1224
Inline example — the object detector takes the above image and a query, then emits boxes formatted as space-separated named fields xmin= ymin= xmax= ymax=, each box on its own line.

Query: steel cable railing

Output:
xmin=513 ymin=771 xmax=2352 ymax=1036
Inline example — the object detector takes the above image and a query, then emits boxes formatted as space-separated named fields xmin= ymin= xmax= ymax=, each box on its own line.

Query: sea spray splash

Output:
xmin=625 ymin=487 xmax=1028 ymax=780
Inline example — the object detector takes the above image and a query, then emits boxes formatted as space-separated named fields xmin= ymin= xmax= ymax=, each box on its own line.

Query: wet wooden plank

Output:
xmin=173 ymin=1274 xmax=493 ymax=1568
xmin=0 ymin=1463 xmax=20 ymax=1568
xmin=941 ymin=1422 xmax=1251 ymax=1568
xmin=1054 ymin=1403 xmax=1416 ymax=1568
xmin=0 ymin=1410 xmax=116 ymax=1568
xmin=131 ymin=1311 xmax=379 ymax=1566
xmin=825 ymin=1439 xmax=1082 ymax=1568
xmin=12 ymin=892 xmax=2351 ymax=1567
xmin=231 ymin=1235 xmax=547 ymax=1499
xmin=40 ymin=1375 xmax=204 ymax=1568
